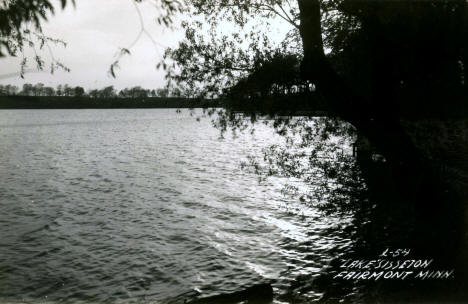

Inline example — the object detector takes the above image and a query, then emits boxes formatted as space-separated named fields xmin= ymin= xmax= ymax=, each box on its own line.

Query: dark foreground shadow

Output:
xmin=186 ymin=283 xmax=273 ymax=304
xmin=278 ymin=154 xmax=468 ymax=303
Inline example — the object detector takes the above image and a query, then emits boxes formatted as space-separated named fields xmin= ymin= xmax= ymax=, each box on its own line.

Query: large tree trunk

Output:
xmin=297 ymin=0 xmax=425 ymax=195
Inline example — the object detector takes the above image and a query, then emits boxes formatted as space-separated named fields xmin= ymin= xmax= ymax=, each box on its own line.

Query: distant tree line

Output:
xmin=0 ymin=83 xmax=222 ymax=109
xmin=0 ymin=83 xmax=184 ymax=98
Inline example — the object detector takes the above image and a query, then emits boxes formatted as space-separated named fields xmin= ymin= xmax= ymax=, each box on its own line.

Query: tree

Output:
xmin=156 ymin=87 xmax=169 ymax=97
xmin=100 ymin=85 xmax=116 ymax=98
xmin=226 ymin=52 xmax=305 ymax=98
xmin=170 ymin=86 xmax=182 ymax=97
xmin=33 ymin=83 xmax=45 ymax=96
xmin=74 ymin=86 xmax=85 ymax=97
xmin=162 ymin=0 xmax=302 ymax=98
xmin=56 ymin=84 xmax=63 ymax=96
xmin=1 ymin=84 xmax=19 ymax=95
xmin=166 ymin=0 xmax=468 ymax=200
xmin=62 ymin=84 xmax=73 ymax=96
xmin=88 ymin=89 xmax=99 ymax=98
xmin=21 ymin=83 xmax=34 ymax=96
xmin=43 ymin=86 xmax=55 ymax=96
xmin=165 ymin=1 xmax=468 ymax=299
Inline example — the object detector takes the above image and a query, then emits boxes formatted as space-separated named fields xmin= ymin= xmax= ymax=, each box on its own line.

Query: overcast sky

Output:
xmin=0 ymin=0 xmax=184 ymax=90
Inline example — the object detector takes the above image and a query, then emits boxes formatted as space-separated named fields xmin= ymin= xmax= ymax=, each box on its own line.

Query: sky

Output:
xmin=0 ymin=0 xmax=185 ymax=91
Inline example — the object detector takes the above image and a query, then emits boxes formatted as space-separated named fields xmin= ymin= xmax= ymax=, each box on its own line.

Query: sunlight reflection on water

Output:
xmin=0 ymin=109 xmax=353 ymax=303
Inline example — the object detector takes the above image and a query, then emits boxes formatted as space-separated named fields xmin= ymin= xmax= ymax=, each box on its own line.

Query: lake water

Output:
xmin=0 ymin=109 xmax=352 ymax=303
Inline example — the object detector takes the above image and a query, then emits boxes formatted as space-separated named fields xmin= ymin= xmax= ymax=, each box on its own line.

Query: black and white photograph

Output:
xmin=1 ymin=0 xmax=468 ymax=303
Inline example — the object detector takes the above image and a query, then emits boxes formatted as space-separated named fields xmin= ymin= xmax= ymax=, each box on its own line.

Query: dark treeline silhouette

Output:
xmin=0 ymin=83 xmax=222 ymax=109
xmin=0 ymin=83 xmax=178 ymax=98
xmin=0 ymin=96 xmax=221 ymax=109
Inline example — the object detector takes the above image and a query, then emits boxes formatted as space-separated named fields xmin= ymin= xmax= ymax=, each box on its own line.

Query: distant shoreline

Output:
xmin=2 ymin=95 xmax=467 ymax=119
xmin=0 ymin=96 xmax=222 ymax=109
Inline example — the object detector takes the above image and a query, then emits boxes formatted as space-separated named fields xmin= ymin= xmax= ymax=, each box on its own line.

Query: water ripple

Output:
xmin=0 ymin=109 xmax=351 ymax=303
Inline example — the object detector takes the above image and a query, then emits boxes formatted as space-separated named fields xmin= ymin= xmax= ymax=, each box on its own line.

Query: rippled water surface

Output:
xmin=0 ymin=109 xmax=352 ymax=303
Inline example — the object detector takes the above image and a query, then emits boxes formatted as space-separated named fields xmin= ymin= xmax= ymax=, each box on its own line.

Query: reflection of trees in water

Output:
xmin=209 ymin=109 xmax=466 ymax=302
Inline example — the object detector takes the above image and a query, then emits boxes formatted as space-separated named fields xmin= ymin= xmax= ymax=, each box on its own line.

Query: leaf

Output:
xmin=120 ymin=48 xmax=131 ymax=55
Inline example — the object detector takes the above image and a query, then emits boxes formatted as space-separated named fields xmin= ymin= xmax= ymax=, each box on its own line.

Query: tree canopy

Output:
xmin=164 ymin=1 xmax=467 ymax=164
xmin=166 ymin=0 xmax=467 ymax=107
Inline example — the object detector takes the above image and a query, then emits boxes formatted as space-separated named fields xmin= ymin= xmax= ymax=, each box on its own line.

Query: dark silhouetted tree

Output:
xmin=74 ymin=86 xmax=85 ymax=97
xmin=0 ymin=84 xmax=19 ymax=95
xmin=21 ymin=83 xmax=34 ymax=96
xmin=43 ymin=86 xmax=55 ymax=96
xmin=156 ymin=87 xmax=169 ymax=97
xmin=100 ymin=86 xmax=116 ymax=98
